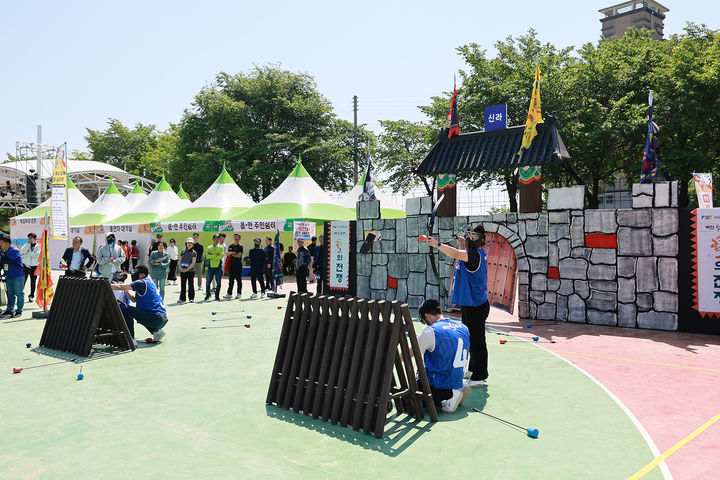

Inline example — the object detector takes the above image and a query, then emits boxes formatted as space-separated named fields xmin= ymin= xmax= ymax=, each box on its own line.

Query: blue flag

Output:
xmin=640 ymin=91 xmax=660 ymax=183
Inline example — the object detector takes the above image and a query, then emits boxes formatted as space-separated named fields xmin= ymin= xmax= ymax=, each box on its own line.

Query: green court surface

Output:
xmin=1 ymin=291 xmax=662 ymax=480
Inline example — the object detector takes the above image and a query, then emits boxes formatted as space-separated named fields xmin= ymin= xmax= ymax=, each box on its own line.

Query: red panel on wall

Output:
xmin=387 ymin=276 xmax=398 ymax=290
xmin=585 ymin=233 xmax=618 ymax=249
xmin=547 ymin=267 xmax=560 ymax=279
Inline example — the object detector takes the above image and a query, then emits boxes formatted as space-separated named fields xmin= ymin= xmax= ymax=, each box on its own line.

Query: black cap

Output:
xmin=418 ymin=299 xmax=441 ymax=323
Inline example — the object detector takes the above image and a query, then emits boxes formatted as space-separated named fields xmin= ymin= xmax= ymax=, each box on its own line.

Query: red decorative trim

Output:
xmin=387 ymin=276 xmax=398 ymax=290
xmin=547 ymin=267 xmax=559 ymax=279
xmin=689 ymin=210 xmax=718 ymax=317
xmin=584 ymin=233 xmax=617 ymax=249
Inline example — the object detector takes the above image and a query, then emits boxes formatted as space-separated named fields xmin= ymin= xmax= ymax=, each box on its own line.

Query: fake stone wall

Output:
xmin=355 ymin=181 xmax=680 ymax=331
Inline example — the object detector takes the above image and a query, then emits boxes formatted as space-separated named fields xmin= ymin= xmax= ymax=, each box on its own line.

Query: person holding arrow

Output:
xmin=427 ymin=224 xmax=489 ymax=387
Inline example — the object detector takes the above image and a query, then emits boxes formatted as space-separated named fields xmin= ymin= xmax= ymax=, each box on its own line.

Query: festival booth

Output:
xmin=235 ymin=160 xmax=355 ymax=249
xmin=125 ymin=182 xmax=148 ymax=208
xmin=10 ymin=178 xmax=93 ymax=266
xmin=340 ymin=173 xmax=406 ymax=219
xmin=104 ymin=177 xmax=183 ymax=264
xmin=70 ymin=182 xmax=132 ymax=258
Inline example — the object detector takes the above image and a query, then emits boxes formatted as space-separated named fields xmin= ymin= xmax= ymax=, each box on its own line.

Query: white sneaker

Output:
xmin=235 ymin=293 xmax=242 ymax=299
xmin=152 ymin=329 xmax=166 ymax=343
xmin=441 ymin=388 xmax=465 ymax=413
xmin=463 ymin=370 xmax=473 ymax=380
xmin=261 ymin=293 xmax=265 ymax=298
xmin=465 ymin=379 xmax=487 ymax=388
xmin=249 ymin=293 xmax=257 ymax=299
xmin=223 ymin=294 xmax=233 ymax=299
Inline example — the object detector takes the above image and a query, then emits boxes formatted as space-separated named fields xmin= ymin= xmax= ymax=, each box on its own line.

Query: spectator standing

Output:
xmin=0 ymin=235 xmax=25 ymax=318
xmin=97 ymin=234 xmax=126 ymax=279
xmin=314 ymin=235 xmax=327 ymax=295
xmin=295 ymin=238 xmax=311 ymax=294
xmin=167 ymin=238 xmax=179 ymax=285
xmin=283 ymin=246 xmax=296 ymax=275
xmin=204 ymin=234 xmax=225 ymax=301
xmin=224 ymin=233 xmax=244 ymax=299
xmin=129 ymin=240 xmax=139 ymax=270
xmin=120 ymin=240 xmax=131 ymax=272
xmin=149 ymin=241 xmax=170 ymax=301
xmin=149 ymin=234 xmax=163 ymax=255
xmin=264 ymin=236 xmax=275 ymax=291
xmin=21 ymin=233 xmax=40 ymax=301
xmin=61 ymin=236 xmax=94 ymax=277
xmin=178 ymin=238 xmax=197 ymax=303
xmin=192 ymin=233 xmax=204 ymax=289
xmin=248 ymin=237 xmax=266 ymax=298
xmin=307 ymin=236 xmax=317 ymax=283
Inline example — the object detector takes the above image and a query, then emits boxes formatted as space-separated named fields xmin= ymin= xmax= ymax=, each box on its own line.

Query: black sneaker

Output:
xmin=204 ymin=294 xmax=210 ymax=301
xmin=10 ymin=311 xmax=22 ymax=318
xmin=0 ymin=311 xmax=11 ymax=317
xmin=189 ymin=299 xmax=194 ymax=303
xmin=28 ymin=295 xmax=34 ymax=301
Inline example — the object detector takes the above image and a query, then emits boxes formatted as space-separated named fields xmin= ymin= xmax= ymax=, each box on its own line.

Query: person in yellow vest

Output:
xmin=204 ymin=234 xmax=225 ymax=301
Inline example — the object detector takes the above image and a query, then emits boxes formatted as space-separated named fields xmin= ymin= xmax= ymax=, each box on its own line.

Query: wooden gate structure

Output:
xmin=39 ymin=277 xmax=136 ymax=356
xmin=266 ymin=293 xmax=438 ymax=438
xmin=485 ymin=232 xmax=518 ymax=314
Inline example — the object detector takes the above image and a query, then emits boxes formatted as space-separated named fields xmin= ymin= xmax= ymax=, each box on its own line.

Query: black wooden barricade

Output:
xmin=39 ymin=277 xmax=136 ymax=357
xmin=266 ymin=293 xmax=438 ymax=438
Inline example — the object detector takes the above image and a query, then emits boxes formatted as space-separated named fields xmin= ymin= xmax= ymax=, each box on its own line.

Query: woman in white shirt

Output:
xmin=166 ymin=238 xmax=179 ymax=285
xmin=20 ymin=233 xmax=40 ymax=301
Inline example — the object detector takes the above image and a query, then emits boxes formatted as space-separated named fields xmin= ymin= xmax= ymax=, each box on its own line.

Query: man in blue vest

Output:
xmin=0 ymin=235 xmax=25 ymax=318
xmin=111 ymin=264 xmax=167 ymax=346
xmin=416 ymin=299 xmax=472 ymax=413
xmin=428 ymin=224 xmax=490 ymax=387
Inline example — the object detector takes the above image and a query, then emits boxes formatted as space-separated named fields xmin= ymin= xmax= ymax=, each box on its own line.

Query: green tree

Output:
xmin=172 ymin=65 xmax=368 ymax=199
xmin=375 ymin=119 xmax=435 ymax=195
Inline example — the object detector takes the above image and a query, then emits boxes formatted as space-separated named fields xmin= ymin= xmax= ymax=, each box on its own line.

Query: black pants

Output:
xmin=131 ymin=258 xmax=138 ymax=270
xmin=250 ymin=269 xmax=265 ymax=294
xmin=23 ymin=266 xmax=37 ymax=298
xmin=264 ymin=266 xmax=274 ymax=291
xmin=316 ymin=273 xmax=324 ymax=295
xmin=180 ymin=271 xmax=195 ymax=301
xmin=227 ymin=264 xmax=243 ymax=295
xmin=461 ymin=301 xmax=490 ymax=381
xmin=296 ymin=265 xmax=309 ymax=293
xmin=168 ymin=260 xmax=178 ymax=281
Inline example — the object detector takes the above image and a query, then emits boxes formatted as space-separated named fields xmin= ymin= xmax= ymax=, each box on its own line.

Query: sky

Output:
xmin=1 ymin=0 xmax=718 ymax=159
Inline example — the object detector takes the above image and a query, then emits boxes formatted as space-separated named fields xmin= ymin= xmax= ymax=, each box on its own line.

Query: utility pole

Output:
xmin=36 ymin=125 xmax=43 ymax=206
xmin=353 ymin=95 xmax=358 ymax=184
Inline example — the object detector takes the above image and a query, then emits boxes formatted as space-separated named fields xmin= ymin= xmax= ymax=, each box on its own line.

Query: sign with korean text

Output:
xmin=693 ymin=173 xmax=713 ymax=208
xmin=329 ymin=221 xmax=350 ymax=290
xmin=232 ymin=220 xmax=283 ymax=232
xmin=696 ymin=208 xmax=720 ymax=314
xmin=293 ymin=221 xmax=316 ymax=241
xmin=50 ymin=145 xmax=69 ymax=240
xmin=484 ymin=104 xmax=508 ymax=131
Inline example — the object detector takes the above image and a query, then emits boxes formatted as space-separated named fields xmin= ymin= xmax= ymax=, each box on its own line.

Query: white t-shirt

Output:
xmin=167 ymin=245 xmax=179 ymax=261
xmin=416 ymin=325 xmax=436 ymax=356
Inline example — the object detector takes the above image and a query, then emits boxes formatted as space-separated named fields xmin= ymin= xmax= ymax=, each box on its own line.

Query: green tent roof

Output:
xmin=130 ymin=182 xmax=144 ymax=194
xmin=177 ymin=183 xmax=191 ymax=200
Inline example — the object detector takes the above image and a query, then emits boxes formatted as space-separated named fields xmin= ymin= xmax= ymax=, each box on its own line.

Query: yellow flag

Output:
xmin=518 ymin=65 xmax=544 ymax=155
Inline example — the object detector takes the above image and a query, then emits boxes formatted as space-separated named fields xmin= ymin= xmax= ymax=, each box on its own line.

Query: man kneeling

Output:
xmin=111 ymin=265 xmax=167 ymax=347
xmin=417 ymin=299 xmax=472 ymax=413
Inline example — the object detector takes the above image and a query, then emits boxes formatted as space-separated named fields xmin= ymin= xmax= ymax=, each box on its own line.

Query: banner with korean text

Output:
xmin=50 ymin=144 xmax=69 ymax=240
xmin=694 ymin=208 xmax=720 ymax=316
xmin=328 ymin=221 xmax=350 ymax=290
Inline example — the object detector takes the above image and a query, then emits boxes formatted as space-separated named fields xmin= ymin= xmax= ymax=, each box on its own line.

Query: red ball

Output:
xmin=244 ymin=324 xmax=251 ymax=328
xmin=277 ymin=306 xmax=282 ymax=309
xmin=499 ymin=339 xmax=506 ymax=344
xmin=418 ymin=234 xmax=427 ymax=242
xmin=145 ymin=338 xmax=154 ymax=343
xmin=13 ymin=367 xmax=22 ymax=374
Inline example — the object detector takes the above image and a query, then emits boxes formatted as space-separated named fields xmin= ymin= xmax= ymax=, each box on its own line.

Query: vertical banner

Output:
xmin=328 ymin=221 xmax=350 ymax=290
xmin=694 ymin=208 xmax=720 ymax=316
xmin=50 ymin=144 xmax=69 ymax=240
xmin=693 ymin=173 xmax=713 ymax=208
xmin=293 ymin=221 xmax=316 ymax=241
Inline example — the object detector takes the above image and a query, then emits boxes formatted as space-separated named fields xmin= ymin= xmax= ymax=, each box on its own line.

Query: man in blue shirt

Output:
xmin=416 ymin=299 xmax=472 ymax=413
xmin=427 ymin=224 xmax=490 ymax=387
xmin=111 ymin=264 xmax=168 ymax=346
xmin=0 ymin=235 xmax=25 ymax=318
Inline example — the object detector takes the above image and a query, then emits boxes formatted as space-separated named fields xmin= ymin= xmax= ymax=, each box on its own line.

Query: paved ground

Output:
xmin=0 ymin=276 xmax=667 ymax=479
xmin=481 ymin=306 xmax=720 ymax=480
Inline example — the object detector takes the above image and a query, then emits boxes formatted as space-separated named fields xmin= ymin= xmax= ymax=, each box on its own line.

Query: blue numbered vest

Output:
xmin=424 ymin=319 xmax=470 ymax=390
xmin=450 ymin=248 xmax=489 ymax=307
xmin=136 ymin=277 xmax=166 ymax=316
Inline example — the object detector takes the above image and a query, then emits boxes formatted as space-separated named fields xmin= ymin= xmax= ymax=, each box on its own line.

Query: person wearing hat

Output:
xmin=111 ymin=264 xmax=167 ymax=346
xmin=178 ymin=237 xmax=197 ymax=303
xmin=97 ymin=233 xmax=126 ymax=279
xmin=248 ymin=237 xmax=266 ymax=298
xmin=416 ymin=299 xmax=472 ymax=413
xmin=204 ymin=234 xmax=225 ymax=301
xmin=427 ymin=224 xmax=489 ymax=387
xmin=61 ymin=236 xmax=94 ymax=277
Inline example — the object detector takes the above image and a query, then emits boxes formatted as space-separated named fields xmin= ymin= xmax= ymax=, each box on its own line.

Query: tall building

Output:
xmin=599 ymin=1 xmax=669 ymax=40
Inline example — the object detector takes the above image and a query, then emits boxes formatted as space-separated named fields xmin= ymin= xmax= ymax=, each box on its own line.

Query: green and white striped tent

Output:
xmin=340 ymin=173 xmax=406 ymax=219
xmin=125 ymin=181 xmax=148 ymax=208
xmin=176 ymin=184 xmax=192 ymax=209
xmin=15 ymin=178 xmax=92 ymax=219
xmin=106 ymin=176 xmax=182 ymax=225
xmin=163 ymin=170 xmax=253 ymax=222
xmin=237 ymin=161 xmax=354 ymax=221
xmin=70 ymin=181 xmax=130 ymax=226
